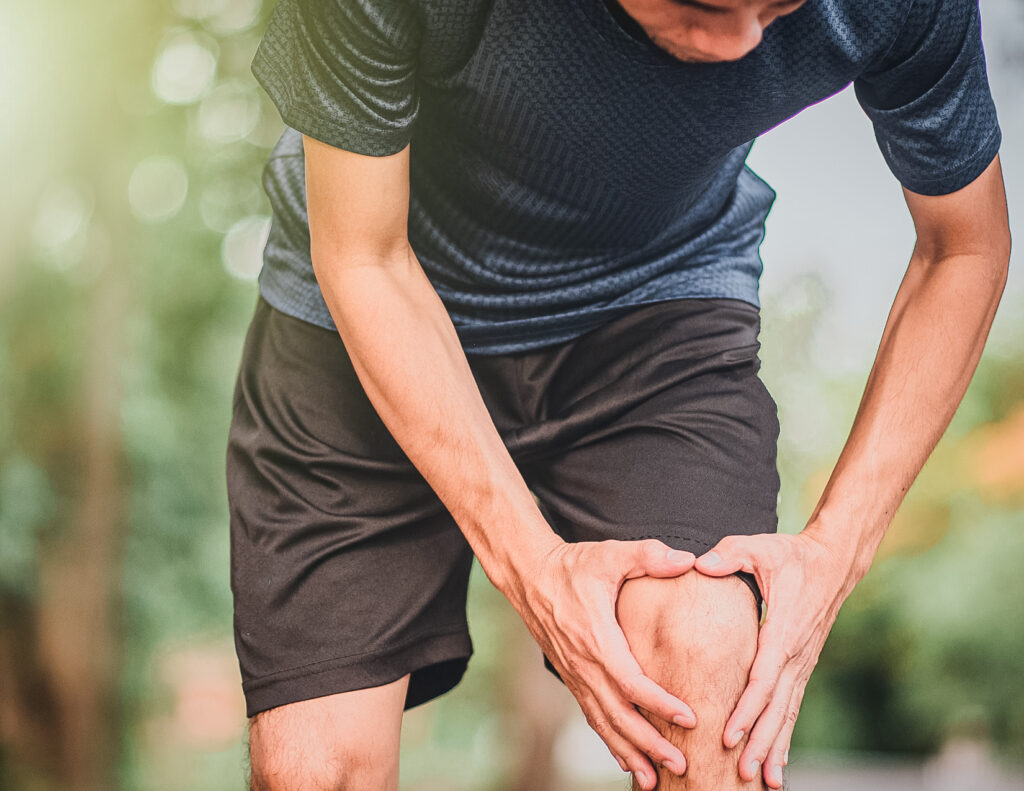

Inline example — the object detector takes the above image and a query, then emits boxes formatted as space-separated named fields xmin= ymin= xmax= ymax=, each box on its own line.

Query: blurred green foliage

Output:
xmin=0 ymin=0 xmax=1021 ymax=789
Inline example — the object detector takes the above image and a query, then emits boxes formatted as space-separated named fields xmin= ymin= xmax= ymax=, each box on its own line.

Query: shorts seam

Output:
xmin=630 ymin=533 xmax=715 ymax=547
xmin=241 ymin=623 xmax=469 ymax=692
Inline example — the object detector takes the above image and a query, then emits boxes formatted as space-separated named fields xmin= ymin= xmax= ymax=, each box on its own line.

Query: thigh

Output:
xmin=227 ymin=296 xmax=476 ymax=717
xmin=525 ymin=297 xmax=780 ymax=586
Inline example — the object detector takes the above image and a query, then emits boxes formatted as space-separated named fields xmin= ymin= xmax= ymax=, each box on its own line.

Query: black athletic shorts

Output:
xmin=226 ymin=294 xmax=781 ymax=718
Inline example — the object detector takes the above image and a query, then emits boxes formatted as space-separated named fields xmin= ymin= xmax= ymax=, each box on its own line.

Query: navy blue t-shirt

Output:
xmin=250 ymin=0 xmax=1001 ymax=354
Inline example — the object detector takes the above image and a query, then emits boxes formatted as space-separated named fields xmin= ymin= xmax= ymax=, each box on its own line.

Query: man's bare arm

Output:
xmin=302 ymin=134 xmax=701 ymax=788
xmin=304 ymin=134 xmax=558 ymax=588
xmin=694 ymin=152 xmax=1011 ymax=789
xmin=806 ymin=152 xmax=1011 ymax=574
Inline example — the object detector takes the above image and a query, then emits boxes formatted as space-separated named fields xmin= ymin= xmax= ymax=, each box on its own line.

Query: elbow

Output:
xmin=990 ymin=224 xmax=1012 ymax=290
xmin=995 ymin=218 xmax=1012 ymax=270
xmin=984 ymin=227 xmax=1011 ymax=299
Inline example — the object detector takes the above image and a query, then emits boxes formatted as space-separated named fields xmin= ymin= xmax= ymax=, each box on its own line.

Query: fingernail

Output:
xmin=673 ymin=713 xmax=695 ymax=728
xmin=749 ymin=759 xmax=761 ymax=778
xmin=729 ymin=729 xmax=745 ymax=747
xmin=784 ymin=749 xmax=789 ymax=764
xmin=667 ymin=549 xmax=690 ymax=562
xmin=769 ymin=764 xmax=783 ymax=785
xmin=702 ymin=552 xmax=721 ymax=567
xmin=665 ymin=760 xmax=686 ymax=776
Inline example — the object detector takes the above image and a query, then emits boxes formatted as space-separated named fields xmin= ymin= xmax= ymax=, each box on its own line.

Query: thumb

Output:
xmin=695 ymin=537 xmax=753 ymax=576
xmin=623 ymin=539 xmax=695 ymax=579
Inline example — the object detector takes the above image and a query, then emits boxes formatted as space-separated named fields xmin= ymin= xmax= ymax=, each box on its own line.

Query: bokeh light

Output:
xmin=205 ymin=0 xmax=263 ymax=35
xmin=197 ymin=79 xmax=261 ymax=143
xmin=221 ymin=214 xmax=271 ymax=280
xmin=151 ymin=29 xmax=218 ymax=105
xmin=31 ymin=183 xmax=94 ymax=268
xmin=128 ymin=155 xmax=189 ymax=223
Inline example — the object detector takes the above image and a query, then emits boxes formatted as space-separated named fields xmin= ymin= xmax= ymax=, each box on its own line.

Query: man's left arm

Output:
xmin=694 ymin=151 xmax=1011 ymax=789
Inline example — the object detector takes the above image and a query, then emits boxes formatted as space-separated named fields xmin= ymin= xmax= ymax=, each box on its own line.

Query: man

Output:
xmin=225 ymin=0 xmax=1010 ymax=788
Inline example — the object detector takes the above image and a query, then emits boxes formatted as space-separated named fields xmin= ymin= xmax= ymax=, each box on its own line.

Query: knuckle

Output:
xmin=588 ymin=715 xmax=610 ymax=736
xmin=618 ymin=674 xmax=641 ymax=700
xmin=639 ymin=538 xmax=663 ymax=557
xmin=769 ymin=701 xmax=789 ymax=723
xmin=719 ymin=535 xmax=741 ymax=552
xmin=785 ymin=708 xmax=799 ymax=725
xmin=564 ymin=655 xmax=585 ymax=677
xmin=747 ymin=675 xmax=775 ymax=697
xmin=712 ymin=538 xmax=732 ymax=557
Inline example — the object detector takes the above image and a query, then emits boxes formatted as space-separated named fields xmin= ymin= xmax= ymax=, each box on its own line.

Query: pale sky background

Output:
xmin=747 ymin=0 xmax=1022 ymax=378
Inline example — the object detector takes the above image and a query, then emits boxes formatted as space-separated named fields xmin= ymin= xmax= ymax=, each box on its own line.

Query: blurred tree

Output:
xmin=1 ymin=1 xmax=274 ymax=788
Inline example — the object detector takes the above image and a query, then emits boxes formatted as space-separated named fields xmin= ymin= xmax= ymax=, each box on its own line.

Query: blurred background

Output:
xmin=0 ymin=0 xmax=1021 ymax=789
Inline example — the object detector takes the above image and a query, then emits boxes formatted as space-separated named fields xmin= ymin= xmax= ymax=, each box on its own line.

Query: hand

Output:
xmin=509 ymin=538 xmax=699 ymax=791
xmin=694 ymin=531 xmax=854 ymax=789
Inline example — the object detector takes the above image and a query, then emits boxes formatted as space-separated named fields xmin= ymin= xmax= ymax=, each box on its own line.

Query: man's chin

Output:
xmin=648 ymin=36 xmax=720 ymax=62
xmin=647 ymin=33 xmax=747 ymax=63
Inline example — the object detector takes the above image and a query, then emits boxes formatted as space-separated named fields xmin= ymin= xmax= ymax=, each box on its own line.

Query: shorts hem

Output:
xmin=241 ymin=627 xmax=474 ymax=718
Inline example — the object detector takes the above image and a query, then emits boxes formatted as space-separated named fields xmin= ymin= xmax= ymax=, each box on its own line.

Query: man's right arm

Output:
xmin=304 ymin=134 xmax=558 ymax=590
xmin=303 ymin=133 xmax=698 ymax=788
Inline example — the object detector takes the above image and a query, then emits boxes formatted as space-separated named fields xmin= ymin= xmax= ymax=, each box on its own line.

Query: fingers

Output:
xmin=694 ymin=536 xmax=754 ymax=577
xmin=599 ymin=695 xmax=689 ymax=778
xmin=575 ymin=681 xmax=686 ymax=791
xmin=550 ymin=610 xmax=694 ymax=787
xmin=735 ymin=668 xmax=799 ymax=783
xmin=580 ymin=693 xmax=659 ymax=789
xmin=591 ymin=657 xmax=692 ymax=773
xmin=722 ymin=611 xmax=808 ymax=787
xmin=622 ymin=671 xmax=697 ymax=727
xmin=598 ymin=611 xmax=696 ymax=727
xmin=623 ymin=539 xmax=696 ymax=579
xmin=761 ymin=682 xmax=805 ymax=789
xmin=722 ymin=620 xmax=788 ymax=748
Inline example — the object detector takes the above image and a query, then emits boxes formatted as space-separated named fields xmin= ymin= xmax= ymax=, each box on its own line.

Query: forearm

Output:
xmin=314 ymin=246 xmax=562 ymax=595
xmin=803 ymin=249 xmax=1008 ymax=588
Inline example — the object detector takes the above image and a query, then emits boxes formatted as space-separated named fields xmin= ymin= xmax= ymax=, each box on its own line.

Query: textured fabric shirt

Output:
xmin=250 ymin=0 xmax=1001 ymax=355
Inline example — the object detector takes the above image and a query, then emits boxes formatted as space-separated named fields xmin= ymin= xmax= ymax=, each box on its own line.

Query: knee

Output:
xmin=616 ymin=572 xmax=759 ymax=699
xmin=617 ymin=574 xmax=764 ymax=789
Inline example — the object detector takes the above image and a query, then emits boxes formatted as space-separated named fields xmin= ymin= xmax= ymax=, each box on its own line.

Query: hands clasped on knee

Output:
xmin=507 ymin=533 xmax=853 ymax=790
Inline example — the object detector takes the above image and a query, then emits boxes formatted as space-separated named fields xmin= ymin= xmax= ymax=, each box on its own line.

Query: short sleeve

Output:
xmin=251 ymin=0 xmax=423 ymax=156
xmin=853 ymin=0 xmax=1001 ymax=196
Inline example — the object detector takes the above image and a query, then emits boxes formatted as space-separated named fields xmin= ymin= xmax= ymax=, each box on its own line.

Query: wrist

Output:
xmin=801 ymin=518 xmax=878 ymax=596
xmin=470 ymin=505 xmax=566 ymax=603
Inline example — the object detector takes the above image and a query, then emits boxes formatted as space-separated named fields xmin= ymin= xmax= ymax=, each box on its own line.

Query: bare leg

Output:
xmin=248 ymin=674 xmax=409 ymax=791
xmin=617 ymin=573 xmax=766 ymax=790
